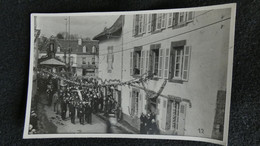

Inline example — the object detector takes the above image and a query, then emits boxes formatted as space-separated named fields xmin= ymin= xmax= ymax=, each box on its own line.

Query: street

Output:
xmin=36 ymin=92 xmax=128 ymax=134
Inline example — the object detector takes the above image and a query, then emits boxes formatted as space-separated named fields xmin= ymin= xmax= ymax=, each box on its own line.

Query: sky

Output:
xmin=37 ymin=15 xmax=120 ymax=39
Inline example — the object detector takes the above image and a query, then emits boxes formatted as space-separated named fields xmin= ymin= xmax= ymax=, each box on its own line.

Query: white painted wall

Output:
xmin=120 ymin=9 xmax=231 ymax=138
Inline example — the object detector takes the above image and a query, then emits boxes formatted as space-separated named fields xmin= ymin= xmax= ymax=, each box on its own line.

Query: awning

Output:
xmin=40 ymin=58 xmax=66 ymax=66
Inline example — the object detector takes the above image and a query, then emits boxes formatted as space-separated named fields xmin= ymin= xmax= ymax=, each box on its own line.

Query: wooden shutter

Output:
xmin=161 ymin=99 xmax=167 ymax=130
xmin=130 ymin=51 xmax=133 ymax=75
xmin=129 ymin=90 xmax=132 ymax=115
xmin=182 ymin=46 xmax=191 ymax=81
xmin=140 ymin=50 xmax=144 ymax=75
xmin=177 ymin=103 xmax=187 ymax=135
xmin=142 ymin=14 xmax=146 ymax=34
xmin=131 ymin=91 xmax=135 ymax=116
xmin=161 ymin=13 xmax=166 ymax=28
xmin=165 ymin=100 xmax=172 ymax=130
xmin=168 ymin=13 xmax=173 ymax=27
xmin=164 ymin=48 xmax=170 ymax=79
xmin=172 ymin=12 xmax=179 ymax=27
xmin=145 ymin=50 xmax=149 ymax=74
xmin=151 ymin=14 xmax=156 ymax=32
xmin=187 ymin=12 xmax=194 ymax=22
xmin=132 ymin=15 xmax=136 ymax=36
xmin=158 ymin=48 xmax=164 ymax=78
xmin=147 ymin=14 xmax=152 ymax=32
xmin=138 ymin=92 xmax=143 ymax=117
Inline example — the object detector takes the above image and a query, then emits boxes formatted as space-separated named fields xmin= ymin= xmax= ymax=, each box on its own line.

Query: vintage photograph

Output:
xmin=24 ymin=4 xmax=236 ymax=145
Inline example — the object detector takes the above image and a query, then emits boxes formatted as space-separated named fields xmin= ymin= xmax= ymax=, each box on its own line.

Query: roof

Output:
xmin=93 ymin=15 xmax=124 ymax=40
xmin=39 ymin=38 xmax=99 ymax=55
xmin=39 ymin=58 xmax=66 ymax=66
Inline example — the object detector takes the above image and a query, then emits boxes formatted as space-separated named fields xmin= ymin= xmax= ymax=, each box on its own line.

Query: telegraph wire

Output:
xmin=98 ymin=17 xmax=231 ymax=56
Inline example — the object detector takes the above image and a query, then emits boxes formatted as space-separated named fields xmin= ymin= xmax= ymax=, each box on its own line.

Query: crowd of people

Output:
xmin=140 ymin=112 xmax=160 ymax=134
xmin=39 ymin=73 xmax=122 ymax=126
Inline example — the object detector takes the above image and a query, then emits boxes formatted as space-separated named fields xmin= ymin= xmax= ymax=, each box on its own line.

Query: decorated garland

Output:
xmin=37 ymin=68 xmax=153 ymax=88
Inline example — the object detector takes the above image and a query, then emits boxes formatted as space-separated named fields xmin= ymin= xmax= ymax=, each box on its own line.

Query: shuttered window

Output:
xmin=140 ymin=50 xmax=144 ymax=75
xmin=164 ymin=48 xmax=170 ymax=78
xmin=145 ymin=50 xmax=149 ymax=73
xmin=130 ymin=51 xmax=133 ymax=75
xmin=161 ymin=14 xmax=167 ymax=29
xmin=182 ymin=46 xmax=191 ymax=81
xmin=147 ymin=14 xmax=152 ymax=32
xmin=167 ymin=13 xmax=173 ymax=27
xmin=158 ymin=49 xmax=164 ymax=78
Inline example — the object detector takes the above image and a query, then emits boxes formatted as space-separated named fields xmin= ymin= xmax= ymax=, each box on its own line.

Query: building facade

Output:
xmin=39 ymin=38 xmax=99 ymax=77
xmin=95 ymin=9 xmax=230 ymax=140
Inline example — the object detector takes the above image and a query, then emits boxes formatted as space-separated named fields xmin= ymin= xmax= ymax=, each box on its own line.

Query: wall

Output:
xmin=120 ymin=8 xmax=231 ymax=138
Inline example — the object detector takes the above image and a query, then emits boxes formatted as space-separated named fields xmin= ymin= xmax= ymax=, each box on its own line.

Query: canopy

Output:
xmin=40 ymin=58 xmax=65 ymax=66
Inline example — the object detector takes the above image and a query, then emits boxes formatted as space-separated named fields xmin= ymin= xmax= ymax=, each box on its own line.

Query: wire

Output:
xmin=98 ymin=17 xmax=231 ymax=56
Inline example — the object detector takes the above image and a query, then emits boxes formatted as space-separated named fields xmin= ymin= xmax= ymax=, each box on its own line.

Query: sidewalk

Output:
xmin=95 ymin=113 xmax=139 ymax=134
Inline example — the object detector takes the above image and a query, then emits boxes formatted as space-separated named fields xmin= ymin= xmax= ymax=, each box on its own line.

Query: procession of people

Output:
xmin=38 ymin=70 xmax=121 ymax=126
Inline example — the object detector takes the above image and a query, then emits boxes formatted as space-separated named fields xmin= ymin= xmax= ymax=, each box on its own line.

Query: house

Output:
xmin=38 ymin=38 xmax=99 ymax=77
xmin=94 ymin=9 xmax=230 ymax=140
xmin=93 ymin=15 xmax=124 ymax=106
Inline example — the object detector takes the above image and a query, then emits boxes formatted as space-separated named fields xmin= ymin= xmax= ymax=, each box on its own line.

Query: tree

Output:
xmin=56 ymin=33 xmax=64 ymax=39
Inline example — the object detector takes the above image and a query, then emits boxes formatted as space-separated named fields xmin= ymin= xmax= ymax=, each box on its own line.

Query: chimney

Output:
xmin=78 ymin=38 xmax=82 ymax=45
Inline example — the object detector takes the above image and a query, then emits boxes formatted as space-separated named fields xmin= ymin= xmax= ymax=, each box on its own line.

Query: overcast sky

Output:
xmin=37 ymin=15 xmax=120 ymax=39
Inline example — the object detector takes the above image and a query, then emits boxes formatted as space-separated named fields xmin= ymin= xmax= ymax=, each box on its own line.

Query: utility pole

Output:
xmin=68 ymin=16 xmax=71 ymax=76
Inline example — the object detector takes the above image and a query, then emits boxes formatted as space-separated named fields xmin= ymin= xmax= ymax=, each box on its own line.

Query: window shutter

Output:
xmin=147 ymin=14 xmax=152 ymax=32
xmin=158 ymin=48 xmax=164 ymax=78
xmin=151 ymin=14 xmax=156 ymax=32
xmin=161 ymin=13 xmax=166 ymax=28
xmin=130 ymin=51 xmax=133 ymax=75
xmin=187 ymin=12 xmax=194 ymax=22
xmin=172 ymin=12 xmax=179 ymax=27
xmin=138 ymin=92 xmax=142 ymax=117
xmin=164 ymin=48 xmax=170 ymax=79
xmin=138 ymin=15 xmax=142 ymax=34
xmin=156 ymin=13 xmax=162 ymax=30
xmin=129 ymin=91 xmax=133 ymax=115
xmin=142 ymin=14 xmax=146 ymax=34
xmin=132 ymin=15 xmax=136 ymax=36
xmin=182 ymin=46 xmax=191 ymax=81
xmin=140 ymin=50 xmax=144 ymax=75
xmin=145 ymin=50 xmax=149 ymax=74
xmin=168 ymin=13 xmax=173 ymax=27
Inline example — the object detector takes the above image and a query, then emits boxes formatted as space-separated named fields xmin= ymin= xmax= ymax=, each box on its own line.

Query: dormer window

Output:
xmin=83 ymin=46 xmax=86 ymax=53
xmin=50 ymin=43 xmax=54 ymax=51
xmin=92 ymin=46 xmax=96 ymax=53
xmin=57 ymin=46 xmax=60 ymax=52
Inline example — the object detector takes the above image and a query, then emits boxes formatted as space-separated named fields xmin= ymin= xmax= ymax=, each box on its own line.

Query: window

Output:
xmin=70 ymin=56 xmax=74 ymax=65
xmin=172 ymin=12 xmax=194 ymax=28
xmin=92 ymin=57 xmax=95 ymax=65
xmin=149 ymin=44 xmax=163 ymax=78
xmin=83 ymin=46 xmax=86 ymax=53
xmin=57 ymin=46 xmax=60 ymax=52
xmin=92 ymin=46 xmax=96 ymax=53
xmin=133 ymin=14 xmax=146 ymax=36
xmin=82 ymin=57 xmax=86 ymax=64
xmin=130 ymin=47 xmax=143 ymax=76
xmin=50 ymin=43 xmax=54 ymax=51
xmin=165 ymin=99 xmax=186 ymax=133
xmin=107 ymin=46 xmax=114 ymax=73
xmin=130 ymin=88 xmax=142 ymax=117
xmin=169 ymin=45 xmax=191 ymax=81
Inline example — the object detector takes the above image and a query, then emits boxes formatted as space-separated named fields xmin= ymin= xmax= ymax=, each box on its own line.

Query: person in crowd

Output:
xmin=140 ymin=113 xmax=147 ymax=134
xmin=78 ymin=102 xmax=84 ymax=125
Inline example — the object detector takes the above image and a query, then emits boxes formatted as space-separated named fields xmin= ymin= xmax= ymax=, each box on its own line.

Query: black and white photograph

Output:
xmin=23 ymin=3 xmax=236 ymax=146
